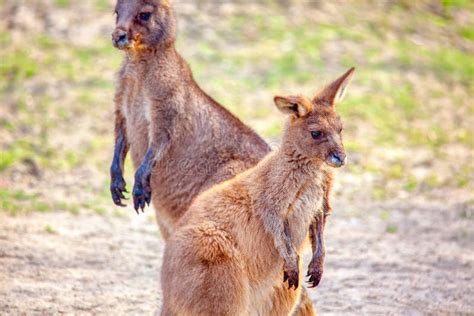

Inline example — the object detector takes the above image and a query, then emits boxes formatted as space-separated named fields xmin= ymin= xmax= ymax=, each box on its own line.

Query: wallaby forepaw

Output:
xmin=132 ymin=167 xmax=152 ymax=213
xmin=283 ymin=268 xmax=299 ymax=290
xmin=111 ymin=172 xmax=128 ymax=207
xmin=306 ymin=260 xmax=323 ymax=288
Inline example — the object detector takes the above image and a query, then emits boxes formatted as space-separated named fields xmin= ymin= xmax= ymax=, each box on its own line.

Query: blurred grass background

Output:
xmin=0 ymin=0 xmax=473 ymax=217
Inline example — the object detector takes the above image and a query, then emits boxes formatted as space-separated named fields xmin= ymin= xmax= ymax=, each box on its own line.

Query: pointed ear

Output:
xmin=313 ymin=67 xmax=355 ymax=107
xmin=274 ymin=95 xmax=312 ymax=118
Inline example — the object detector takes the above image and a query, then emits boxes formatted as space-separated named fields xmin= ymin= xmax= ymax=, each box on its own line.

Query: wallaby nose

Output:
xmin=112 ymin=29 xmax=129 ymax=48
xmin=329 ymin=153 xmax=347 ymax=167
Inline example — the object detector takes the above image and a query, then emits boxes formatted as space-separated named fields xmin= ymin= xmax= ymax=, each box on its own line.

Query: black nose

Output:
xmin=118 ymin=34 xmax=127 ymax=44
xmin=112 ymin=30 xmax=129 ymax=48
xmin=330 ymin=153 xmax=347 ymax=167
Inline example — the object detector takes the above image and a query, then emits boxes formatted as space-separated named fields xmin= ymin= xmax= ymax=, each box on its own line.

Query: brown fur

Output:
xmin=161 ymin=68 xmax=355 ymax=315
xmin=109 ymin=0 xmax=269 ymax=238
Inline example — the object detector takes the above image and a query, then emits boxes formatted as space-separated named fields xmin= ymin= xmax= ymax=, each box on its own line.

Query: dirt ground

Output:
xmin=1 ymin=196 xmax=473 ymax=315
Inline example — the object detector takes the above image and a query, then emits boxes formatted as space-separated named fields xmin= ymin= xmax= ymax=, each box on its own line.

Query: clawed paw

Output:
xmin=306 ymin=259 xmax=323 ymax=288
xmin=111 ymin=172 xmax=128 ymax=207
xmin=132 ymin=166 xmax=152 ymax=213
xmin=283 ymin=256 xmax=299 ymax=290
xmin=283 ymin=268 xmax=299 ymax=290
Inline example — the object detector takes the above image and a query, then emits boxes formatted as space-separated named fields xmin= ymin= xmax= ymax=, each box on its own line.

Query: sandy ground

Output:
xmin=1 ymin=198 xmax=473 ymax=315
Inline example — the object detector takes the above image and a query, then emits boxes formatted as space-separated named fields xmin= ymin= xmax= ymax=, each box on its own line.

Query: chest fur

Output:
xmin=120 ymin=77 xmax=151 ymax=125
xmin=287 ymin=176 xmax=325 ymax=247
xmin=117 ymin=72 xmax=153 ymax=166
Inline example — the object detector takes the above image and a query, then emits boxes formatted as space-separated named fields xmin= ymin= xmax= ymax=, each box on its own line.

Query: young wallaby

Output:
xmin=161 ymin=68 xmax=354 ymax=316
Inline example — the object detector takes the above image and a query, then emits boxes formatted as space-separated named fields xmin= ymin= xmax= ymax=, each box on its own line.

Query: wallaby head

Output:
xmin=274 ymin=67 xmax=355 ymax=168
xmin=112 ymin=0 xmax=176 ymax=51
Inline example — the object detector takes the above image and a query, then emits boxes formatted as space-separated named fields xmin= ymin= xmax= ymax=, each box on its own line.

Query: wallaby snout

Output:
xmin=112 ymin=28 xmax=129 ymax=49
xmin=327 ymin=152 xmax=347 ymax=168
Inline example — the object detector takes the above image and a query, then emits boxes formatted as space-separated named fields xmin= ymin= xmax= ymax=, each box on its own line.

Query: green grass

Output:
xmin=0 ymin=49 xmax=38 ymax=83
xmin=45 ymin=225 xmax=58 ymax=234
xmin=393 ymin=39 xmax=474 ymax=84
xmin=458 ymin=26 xmax=474 ymax=41
xmin=405 ymin=176 xmax=418 ymax=192
xmin=54 ymin=0 xmax=71 ymax=8
xmin=379 ymin=210 xmax=390 ymax=221
xmin=441 ymin=0 xmax=473 ymax=10
xmin=0 ymin=0 xmax=472 ymax=214
xmin=0 ymin=189 xmax=37 ymax=216
xmin=386 ymin=224 xmax=398 ymax=234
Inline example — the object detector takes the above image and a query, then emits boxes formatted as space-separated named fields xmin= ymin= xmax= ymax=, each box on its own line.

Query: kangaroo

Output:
xmin=161 ymin=68 xmax=354 ymax=316
xmin=109 ymin=0 xmax=269 ymax=235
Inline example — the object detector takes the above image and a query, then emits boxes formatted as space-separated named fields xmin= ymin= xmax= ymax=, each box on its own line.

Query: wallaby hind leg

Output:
xmin=162 ymin=223 xmax=249 ymax=315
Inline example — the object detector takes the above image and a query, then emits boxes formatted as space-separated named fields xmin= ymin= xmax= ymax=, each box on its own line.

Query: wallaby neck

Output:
xmin=280 ymin=140 xmax=323 ymax=172
xmin=126 ymin=43 xmax=174 ymax=62
xmin=247 ymin=142 xmax=323 ymax=192
xmin=125 ymin=43 xmax=188 ymax=81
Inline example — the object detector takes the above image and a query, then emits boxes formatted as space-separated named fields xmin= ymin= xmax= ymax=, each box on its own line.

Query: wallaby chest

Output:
xmin=120 ymin=64 xmax=152 ymax=121
xmin=286 ymin=174 xmax=325 ymax=247
xmin=118 ymin=65 xmax=153 ymax=167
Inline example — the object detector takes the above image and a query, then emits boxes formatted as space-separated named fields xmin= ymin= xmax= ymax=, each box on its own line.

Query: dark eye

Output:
xmin=311 ymin=131 xmax=322 ymax=140
xmin=139 ymin=12 xmax=152 ymax=22
xmin=338 ymin=127 xmax=343 ymax=134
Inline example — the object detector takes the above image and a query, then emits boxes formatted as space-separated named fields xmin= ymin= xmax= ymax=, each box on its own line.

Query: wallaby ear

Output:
xmin=274 ymin=95 xmax=312 ymax=118
xmin=313 ymin=67 xmax=355 ymax=107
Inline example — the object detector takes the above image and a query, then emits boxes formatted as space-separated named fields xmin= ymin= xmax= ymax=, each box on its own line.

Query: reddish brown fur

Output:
xmin=161 ymin=69 xmax=355 ymax=315
xmin=110 ymin=0 xmax=269 ymax=236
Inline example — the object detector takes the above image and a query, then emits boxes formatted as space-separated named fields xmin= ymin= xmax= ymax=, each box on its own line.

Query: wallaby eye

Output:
xmin=338 ymin=127 xmax=343 ymax=134
xmin=139 ymin=12 xmax=152 ymax=22
xmin=311 ymin=131 xmax=322 ymax=140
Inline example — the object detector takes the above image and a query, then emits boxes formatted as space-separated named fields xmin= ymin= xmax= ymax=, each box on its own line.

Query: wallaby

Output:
xmin=161 ymin=68 xmax=354 ymax=316
xmin=109 ymin=0 xmax=270 ymax=235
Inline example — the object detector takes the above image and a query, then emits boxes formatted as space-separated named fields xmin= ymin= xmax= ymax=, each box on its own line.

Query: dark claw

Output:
xmin=118 ymin=191 xmax=126 ymax=200
xmin=133 ymin=194 xmax=140 ymax=214
xmin=132 ymin=165 xmax=152 ymax=214
xmin=111 ymin=173 xmax=128 ymax=207
xmin=283 ymin=269 xmax=299 ymax=290
xmin=306 ymin=262 xmax=323 ymax=288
